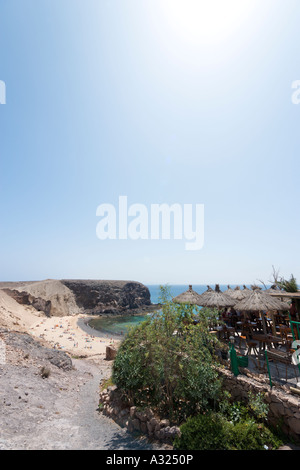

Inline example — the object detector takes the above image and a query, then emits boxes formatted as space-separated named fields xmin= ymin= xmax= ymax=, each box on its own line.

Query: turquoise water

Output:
xmin=88 ymin=284 xmax=242 ymax=336
xmin=89 ymin=314 xmax=151 ymax=336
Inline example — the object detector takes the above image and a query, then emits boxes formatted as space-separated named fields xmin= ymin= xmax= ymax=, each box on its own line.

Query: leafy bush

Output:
xmin=174 ymin=412 xmax=231 ymax=450
xmin=174 ymin=411 xmax=283 ymax=450
xmin=111 ymin=319 xmax=156 ymax=405
xmin=229 ymin=420 xmax=282 ymax=450
xmin=112 ymin=286 xmax=223 ymax=420
xmin=218 ymin=389 xmax=270 ymax=424
xmin=247 ymin=391 xmax=269 ymax=422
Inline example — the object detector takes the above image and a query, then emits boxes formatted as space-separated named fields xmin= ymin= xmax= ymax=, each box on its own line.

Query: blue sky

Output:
xmin=0 ymin=0 xmax=300 ymax=285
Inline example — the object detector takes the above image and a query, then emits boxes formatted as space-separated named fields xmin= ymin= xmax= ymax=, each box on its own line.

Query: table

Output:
xmin=252 ymin=334 xmax=283 ymax=352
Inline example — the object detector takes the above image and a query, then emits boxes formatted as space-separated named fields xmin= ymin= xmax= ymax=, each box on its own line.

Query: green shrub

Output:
xmin=229 ymin=420 xmax=282 ymax=450
xmin=217 ymin=391 xmax=249 ymax=423
xmin=112 ymin=319 xmax=156 ymax=405
xmin=112 ymin=285 xmax=222 ymax=419
xmin=247 ymin=391 xmax=269 ymax=422
xmin=174 ymin=411 xmax=283 ymax=450
xmin=174 ymin=412 xmax=231 ymax=450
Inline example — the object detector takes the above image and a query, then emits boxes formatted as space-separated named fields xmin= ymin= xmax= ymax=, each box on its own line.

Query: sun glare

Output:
xmin=161 ymin=0 xmax=259 ymax=44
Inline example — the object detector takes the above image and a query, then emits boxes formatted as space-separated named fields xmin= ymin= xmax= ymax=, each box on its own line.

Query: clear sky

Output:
xmin=0 ymin=0 xmax=300 ymax=286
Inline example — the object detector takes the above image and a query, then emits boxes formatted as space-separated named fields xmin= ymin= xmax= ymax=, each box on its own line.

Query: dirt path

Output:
xmin=0 ymin=329 xmax=164 ymax=450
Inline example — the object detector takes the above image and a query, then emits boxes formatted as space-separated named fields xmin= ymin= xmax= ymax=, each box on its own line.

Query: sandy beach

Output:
xmin=0 ymin=288 xmax=120 ymax=358
xmin=28 ymin=314 xmax=120 ymax=358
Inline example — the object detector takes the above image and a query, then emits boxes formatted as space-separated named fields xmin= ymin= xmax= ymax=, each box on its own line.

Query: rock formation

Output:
xmin=0 ymin=279 xmax=151 ymax=318
xmin=61 ymin=279 xmax=151 ymax=314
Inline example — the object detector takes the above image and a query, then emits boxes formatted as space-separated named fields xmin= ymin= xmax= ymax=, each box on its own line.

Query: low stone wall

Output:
xmin=99 ymin=368 xmax=300 ymax=445
xmin=99 ymin=386 xmax=181 ymax=445
xmin=218 ymin=367 xmax=300 ymax=442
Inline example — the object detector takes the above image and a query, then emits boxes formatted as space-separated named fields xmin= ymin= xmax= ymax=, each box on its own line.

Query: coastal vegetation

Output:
xmin=112 ymin=285 xmax=222 ymax=422
xmin=174 ymin=407 xmax=282 ymax=450
xmin=112 ymin=285 xmax=283 ymax=450
xmin=174 ymin=388 xmax=282 ymax=450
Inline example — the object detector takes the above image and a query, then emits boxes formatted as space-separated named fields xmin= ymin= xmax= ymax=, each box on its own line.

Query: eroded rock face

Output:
xmin=2 ymin=289 xmax=52 ymax=316
xmin=61 ymin=279 xmax=151 ymax=314
xmin=1 ymin=279 xmax=151 ymax=317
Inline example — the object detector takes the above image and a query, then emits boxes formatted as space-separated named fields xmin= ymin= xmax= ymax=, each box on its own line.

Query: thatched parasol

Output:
xmin=172 ymin=285 xmax=203 ymax=306
xmin=234 ymin=289 xmax=289 ymax=312
xmin=234 ymin=289 xmax=290 ymax=334
xmin=242 ymin=285 xmax=251 ymax=294
xmin=197 ymin=284 xmax=236 ymax=309
xmin=223 ymin=285 xmax=234 ymax=295
xmin=226 ymin=285 xmax=248 ymax=301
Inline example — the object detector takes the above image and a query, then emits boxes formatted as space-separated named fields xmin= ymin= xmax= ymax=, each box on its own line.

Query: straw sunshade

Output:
xmin=197 ymin=284 xmax=236 ymax=309
xmin=223 ymin=285 xmax=234 ymax=295
xmin=226 ymin=285 xmax=248 ymax=301
xmin=242 ymin=285 xmax=251 ymax=295
xmin=234 ymin=289 xmax=289 ymax=312
xmin=172 ymin=285 xmax=203 ymax=306
xmin=234 ymin=289 xmax=290 ymax=334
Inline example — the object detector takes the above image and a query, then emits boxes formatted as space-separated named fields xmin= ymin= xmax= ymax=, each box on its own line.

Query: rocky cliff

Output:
xmin=61 ymin=279 xmax=151 ymax=315
xmin=0 ymin=279 xmax=151 ymax=317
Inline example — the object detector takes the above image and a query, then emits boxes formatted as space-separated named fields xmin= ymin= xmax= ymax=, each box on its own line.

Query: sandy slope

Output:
xmin=10 ymin=279 xmax=82 ymax=316
xmin=0 ymin=289 xmax=41 ymax=331
xmin=0 ymin=284 xmax=119 ymax=358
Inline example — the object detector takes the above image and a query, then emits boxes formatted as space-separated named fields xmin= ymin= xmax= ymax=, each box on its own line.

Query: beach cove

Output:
xmin=29 ymin=314 xmax=120 ymax=358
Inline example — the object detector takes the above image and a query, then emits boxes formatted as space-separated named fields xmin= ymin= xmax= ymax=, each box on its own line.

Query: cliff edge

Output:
xmin=0 ymin=279 xmax=151 ymax=319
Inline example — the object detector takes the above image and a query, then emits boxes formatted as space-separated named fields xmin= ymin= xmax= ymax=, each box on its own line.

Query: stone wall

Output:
xmin=217 ymin=367 xmax=300 ymax=442
xmin=99 ymin=369 xmax=300 ymax=445
xmin=99 ymin=386 xmax=181 ymax=445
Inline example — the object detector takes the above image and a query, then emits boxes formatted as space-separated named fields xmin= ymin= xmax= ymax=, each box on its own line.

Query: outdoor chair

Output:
xmin=266 ymin=348 xmax=295 ymax=383
xmin=222 ymin=325 xmax=236 ymax=341
xmin=265 ymin=319 xmax=273 ymax=334
xmin=279 ymin=326 xmax=293 ymax=351
xmin=238 ymin=324 xmax=258 ymax=354
xmin=249 ymin=355 xmax=267 ymax=374
xmin=254 ymin=318 xmax=263 ymax=333
xmin=246 ymin=338 xmax=259 ymax=356
xmin=238 ymin=327 xmax=248 ymax=349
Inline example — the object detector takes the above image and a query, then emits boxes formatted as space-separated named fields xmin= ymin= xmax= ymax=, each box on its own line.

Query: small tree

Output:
xmin=278 ymin=274 xmax=298 ymax=293
xmin=112 ymin=285 xmax=223 ymax=421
